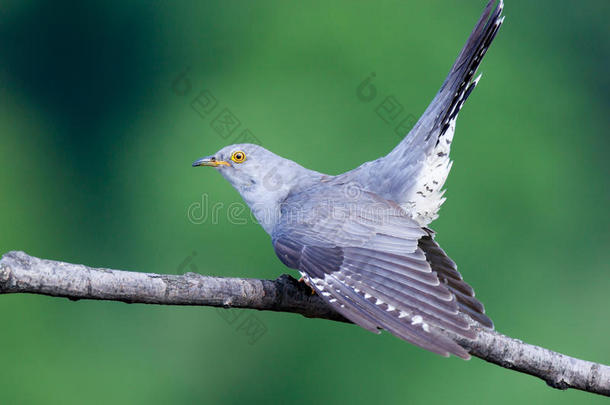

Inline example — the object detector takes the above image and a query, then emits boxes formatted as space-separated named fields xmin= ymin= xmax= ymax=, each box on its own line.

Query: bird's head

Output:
xmin=193 ymin=144 xmax=323 ymax=231
xmin=193 ymin=143 xmax=288 ymax=192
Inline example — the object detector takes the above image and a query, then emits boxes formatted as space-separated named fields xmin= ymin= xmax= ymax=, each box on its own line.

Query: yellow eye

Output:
xmin=231 ymin=151 xmax=246 ymax=163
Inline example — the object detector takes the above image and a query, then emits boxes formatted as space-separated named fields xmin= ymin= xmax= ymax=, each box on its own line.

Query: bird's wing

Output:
xmin=418 ymin=231 xmax=493 ymax=328
xmin=340 ymin=0 xmax=504 ymax=226
xmin=272 ymin=190 xmax=491 ymax=358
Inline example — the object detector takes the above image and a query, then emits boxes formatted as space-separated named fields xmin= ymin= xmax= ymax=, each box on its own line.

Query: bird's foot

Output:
xmin=298 ymin=276 xmax=316 ymax=295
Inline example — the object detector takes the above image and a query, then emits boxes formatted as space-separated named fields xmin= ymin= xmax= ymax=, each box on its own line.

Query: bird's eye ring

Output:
xmin=231 ymin=151 xmax=246 ymax=163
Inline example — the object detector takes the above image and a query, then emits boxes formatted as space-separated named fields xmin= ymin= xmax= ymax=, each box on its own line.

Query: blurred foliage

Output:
xmin=0 ymin=0 xmax=608 ymax=404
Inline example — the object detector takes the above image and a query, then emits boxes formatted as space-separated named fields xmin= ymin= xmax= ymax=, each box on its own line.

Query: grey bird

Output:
xmin=193 ymin=0 xmax=504 ymax=359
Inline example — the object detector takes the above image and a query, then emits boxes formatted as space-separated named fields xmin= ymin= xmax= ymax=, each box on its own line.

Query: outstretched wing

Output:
xmin=340 ymin=0 xmax=504 ymax=226
xmin=272 ymin=189 xmax=492 ymax=359
xmin=419 ymin=232 xmax=493 ymax=328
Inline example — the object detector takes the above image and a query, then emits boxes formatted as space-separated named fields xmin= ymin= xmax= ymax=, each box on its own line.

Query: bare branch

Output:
xmin=1 ymin=250 xmax=608 ymax=396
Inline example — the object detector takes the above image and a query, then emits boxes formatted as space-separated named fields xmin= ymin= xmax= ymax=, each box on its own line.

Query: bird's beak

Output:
xmin=192 ymin=156 xmax=231 ymax=168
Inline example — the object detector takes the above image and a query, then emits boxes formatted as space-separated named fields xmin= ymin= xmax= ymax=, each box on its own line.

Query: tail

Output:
xmin=432 ymin=0 xmax=505 ymax=140
xmin=341 ymin=1 xmax=505 ymax=226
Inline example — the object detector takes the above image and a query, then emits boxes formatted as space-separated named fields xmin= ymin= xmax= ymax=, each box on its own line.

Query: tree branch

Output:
xmin=1 ymin=251 xmax=608 ymax=396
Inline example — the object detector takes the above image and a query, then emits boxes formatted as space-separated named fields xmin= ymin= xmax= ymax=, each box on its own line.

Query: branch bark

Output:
xmin=1 ymin=250 xmax=608 ymax=396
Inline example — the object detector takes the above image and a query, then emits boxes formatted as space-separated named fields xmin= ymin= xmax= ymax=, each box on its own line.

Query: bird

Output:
xmin=192 ymin=0 xmax=504 ymax=359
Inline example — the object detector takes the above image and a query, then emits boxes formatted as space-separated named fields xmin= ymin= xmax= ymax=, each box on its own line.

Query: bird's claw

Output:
xmin=297 ymin=276 xmax=316 ymax=295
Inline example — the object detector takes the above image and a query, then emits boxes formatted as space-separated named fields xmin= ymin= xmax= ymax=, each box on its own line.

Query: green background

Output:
xmin=1 ymin=0 xmax=608 ymax=403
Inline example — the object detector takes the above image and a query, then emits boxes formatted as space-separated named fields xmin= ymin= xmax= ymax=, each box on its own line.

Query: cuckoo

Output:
xmin=193 ymin=0 xmax=504 ymax=359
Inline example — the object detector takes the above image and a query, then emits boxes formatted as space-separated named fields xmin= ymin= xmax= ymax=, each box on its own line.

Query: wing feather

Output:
xmin=419 ymin=233 xmax=494 ymax=328
xmin=318 ymin=271 xmax=469 ymax=358
xmin=273 ymin=189 xmax=490 ymax=358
